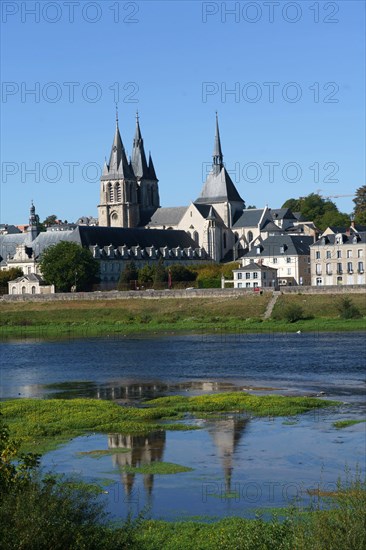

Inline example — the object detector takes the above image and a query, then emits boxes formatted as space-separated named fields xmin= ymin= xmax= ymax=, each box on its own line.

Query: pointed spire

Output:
xmin=106 ymin=110 xmax=133 ymax=179
xmin=131 ymin=112 xmax=149 ymax=179
xmin=148 ymin=151 xmax=157 ymax=181
xmin=213 ymin=112 xmax=224 ymax=170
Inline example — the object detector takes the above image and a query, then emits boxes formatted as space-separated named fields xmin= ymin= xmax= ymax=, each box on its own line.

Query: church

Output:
xmin=0 ymin=112 xmax=316 ymax=289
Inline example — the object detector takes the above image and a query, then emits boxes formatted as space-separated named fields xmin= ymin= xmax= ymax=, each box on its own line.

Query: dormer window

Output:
xmin=280 ymin=244 xmax=287 ymax=254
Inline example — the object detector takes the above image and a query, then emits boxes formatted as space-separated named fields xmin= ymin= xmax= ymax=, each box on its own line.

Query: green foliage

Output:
xmin=42 ymin=214 xmax=58 ymax=227
xmin=337 ymin=297 xmax=361 ymax=319
xmin=168 ymin=264 xmax=196 ymax=282
xmin=282 ymin=193 xmax=350 ymax=230
xmin=353 ymin=185 xmax=366 ymax=224
xmin=154 ymin=257 xmax=167 ymax=284
xmin=118 ymin=261 xmax=138 ymax=288
xmin=333 ymin=419 xmax=366 ymax=429
xmin=39 ymin=241 xmax=99 ymax=292
xmin=0 ymin=268 xmax=23 ymax=294
xmin=284 ymin=304 xmax=304 ymax=323
xmin=138 ymin=264 xmax=154 ymax=285
xmin=121 ymin=462 xmax=193 ymax=475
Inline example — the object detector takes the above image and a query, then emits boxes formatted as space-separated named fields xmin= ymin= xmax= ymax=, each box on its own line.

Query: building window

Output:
xmin=286 ymin=257 xmax=291 ymax=263
xmin=273 ymin=257 xmax=277 ymax=264
xmin=238 ymin=282 xmax=242 ymax=288
xmin=287 ymin=268 xmax=292 ymax=275
xmin=347 ymin=262 xmax=353 ymax=273
xmin=337 ymin=263 xmax=342 ymax=274
xmin=237 ymin=272 xmax=242 ymax=279
xmin=316 ymin=264 xmax=321 ymax=275
xmin=316 ymin=251 xmax=320 ymax=259
xmin=256 ymin=246 xmax=261 ymax=254
xmin=316 ymin=277 xmax=322 ymax=286
xmin=246 ymin=272 xmax=250 ymax=279
xmin=326 ymin=251 xmax=331 ymax=259
xmin=247 ymin=231 xmax=253 ymax=242
xmin=347 ymin=250 xmax=352 ymax=258
xmin=253 ymin=282 xmax=258 ymax=288
xmin=337 ymin=250 xmax=342 ymax=258
xmin=358 ymin=261 xmax=364 ymax=273
xmin=326 ymin=263 xmax=332 ymax=275
xmin=253 ymin=272 xmax=258 ymax=279
xmin=21 ymin=286 xmax=26 ymax=294
xmin=246 ymin=282 xmax=250 ymax=288
xmin=31 ymin=286 xmax=36 ymax=294
xmin=193 ymin=231 xmax=199 ymax=245
xmin=116 ymin=183 xmax=122 ymax=202
xmin=108 ymin=182 xmax=114 ymax=202
xmin=263 ymin=272 xmax=266 ymax=279
xmin=27 ymin=266 xmax=31 ymax=274
xmin=358 ymin=249 xmax=363 ymax=258
xmin=12 ymin=287 xmax=16 ymax=294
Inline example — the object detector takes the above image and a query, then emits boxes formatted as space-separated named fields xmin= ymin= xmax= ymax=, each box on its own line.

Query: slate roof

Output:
xmin=234 ymin=261 xmax=277 ymax=272
xmin=78 ymin=226 xmax=198 ymax=249
xmin=233 ymin=209 xmax=264 ymax=228
xmin=0 ymin=224 xmax=22 ymax=234
xmin=195 ymin=166 xmax=244 ymax=204
xmin=11 ymin=273 xmax=45 ymax=284
xmin=312 ymin=231 xmax=366 ymax=246
xmin=269 ymin=208 xmax=296 ymax=220
xmin=243 ymin=235 xmax=314 ymax=258
xmin=148 ymin=207 xmax=187 ymax=227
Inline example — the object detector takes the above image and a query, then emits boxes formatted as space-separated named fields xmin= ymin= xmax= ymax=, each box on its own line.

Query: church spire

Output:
xmin=131 ymin=111 xmax=149 ymax=179
xmin=213 ymin=112 xmax=224 ymax=170
xmin=148 ymin=151 xmax=157 ymax=181
xmin=106 ymin=109 xmax=133 ymax=179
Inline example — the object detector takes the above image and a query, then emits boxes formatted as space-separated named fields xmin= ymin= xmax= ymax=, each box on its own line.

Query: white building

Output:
xmin=233 ymin=261 xmax=278 ymax=289
xmin=8 ymin=273 xmax=55 ymax=295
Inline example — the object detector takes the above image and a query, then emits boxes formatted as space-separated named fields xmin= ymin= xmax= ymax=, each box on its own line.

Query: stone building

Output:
xmin=8 ymin=273 xmax=54 ymax=295
xmin=233 ymin=261 xmax=278 ymax=289
xmin=310 ymin=229 xmax=366 ymax=286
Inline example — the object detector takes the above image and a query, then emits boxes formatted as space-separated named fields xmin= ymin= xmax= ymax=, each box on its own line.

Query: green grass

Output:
xmin=120 ymin=462 xmax=193 ymax=475
xmin=145 ymin=392 xmax=341 ymax=417
xmin=1 ymin=294 xmax=364 ymax=340
xmin=0 ymin=392 xmax=340 ymax=455
xmin=333 ymin=419 xmax=366 ymax=429
xmin=0 ymin=399 xmax=193 ymax=454
xmin=76 ymin=449 xmax=131 ymax=458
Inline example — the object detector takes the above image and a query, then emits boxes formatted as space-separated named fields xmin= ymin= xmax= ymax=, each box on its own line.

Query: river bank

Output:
xmin=0 ymin=293 xmax=365 ymax=339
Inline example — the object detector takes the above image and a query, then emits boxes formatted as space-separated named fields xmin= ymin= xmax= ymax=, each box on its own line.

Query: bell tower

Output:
xmin=98 ymin=109 xmax=140 ymax=228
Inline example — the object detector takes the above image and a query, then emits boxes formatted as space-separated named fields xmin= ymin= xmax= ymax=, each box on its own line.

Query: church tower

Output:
xmin=27 ymin=201 xmax=39 ymax=242
xmin=131 ymin=112 xmax=160 ymax=225
xmin=98 ymin=111 xmax=140 ymax=228
xmin=195 ymin=113 xmax=245 ymax=227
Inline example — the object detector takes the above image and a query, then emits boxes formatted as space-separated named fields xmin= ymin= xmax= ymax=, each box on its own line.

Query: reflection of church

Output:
xmin=207 ymin=417 xmax=248 ymax=493
xmin=107 ymin=412 xmax=248 ymax=500
xmin=108 ymin=431 xmax=166 ymax=498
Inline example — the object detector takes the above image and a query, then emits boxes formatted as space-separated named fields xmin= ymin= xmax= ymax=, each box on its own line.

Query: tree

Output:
xmin=138 ymin=264 xmax=154 ymax=285
xmin=353 ymin=185 xmax=366 ymax=225
xmin=43 ymin=214 xmax=58 ymax=227
xmin=0 ymin=268 xmax=23 ymax=294
xmin=39 ymin=241 xmax=99 ymax=292
xmin=118 ymin=261 xmax=138 ymax=289
xmin=282 ymin=193 xmax=350 ymax=230
xmin=153 ymin=257 xmax=167 ymax=285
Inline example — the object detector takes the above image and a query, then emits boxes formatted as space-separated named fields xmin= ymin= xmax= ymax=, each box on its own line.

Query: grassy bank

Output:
xmin=1 ymin=394 xmax=340 ymax=455
xmin=0 ymin=294 xmax=365 ymax=339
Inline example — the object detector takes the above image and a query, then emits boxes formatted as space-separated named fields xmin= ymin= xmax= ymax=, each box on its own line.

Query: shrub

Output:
xmin=283 ymin=304 xmax=304 ymax=323
xmin=337 ymin=297 xmax=361 ymax=319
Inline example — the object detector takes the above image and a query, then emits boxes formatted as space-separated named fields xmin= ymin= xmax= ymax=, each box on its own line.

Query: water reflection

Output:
xmin=108 ymin=431 xmax=166 ymax=499
xmin=207 ymin=417 xmax=248 ymax=493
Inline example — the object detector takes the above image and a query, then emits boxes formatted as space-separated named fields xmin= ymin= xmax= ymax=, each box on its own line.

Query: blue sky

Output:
xmin=1 ymin=0 xmax=365 ymax=224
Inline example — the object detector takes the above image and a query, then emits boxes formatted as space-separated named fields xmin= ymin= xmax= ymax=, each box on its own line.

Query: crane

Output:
xmin=314 ymin=189 xmax=355 ymax=200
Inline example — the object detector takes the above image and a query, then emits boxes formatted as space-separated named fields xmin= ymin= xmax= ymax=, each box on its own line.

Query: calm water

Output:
xmin=1 ymin=332 xmax=365 ymax=520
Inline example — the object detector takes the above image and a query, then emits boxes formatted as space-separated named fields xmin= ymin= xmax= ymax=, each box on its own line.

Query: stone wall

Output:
xmin=1 ymin=285 xmax=365 ymax=303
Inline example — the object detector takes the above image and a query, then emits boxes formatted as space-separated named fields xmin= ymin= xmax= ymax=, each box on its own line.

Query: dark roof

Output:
xmin=312 ymin=231 xmax=366 ymax=246
xmin=234 ymin=261 xmax=277 ymax=272
xmin=233 ymin=209 xmax=264 ymax=228
xmin=101 ymin=120 xmax=134 ymax=181
xmin=269 ymin=208 xmax=296 ymax=220
xmin=78 ymin=226 xmax=198 ymax=249
xmin=324 ymin=225 xmax=366 ymax=235
xmin=131 ymin=115 xmax=149 ymax=179
xmin=261 ymin=220 xmax=283 ymax=232
xmin=244 ymin=235 xmax=314 ymax=258
xmin=0 ymin=224 xmax=22 ymax=234
xmin=148 ymin=207 xmax=187 ymax=227
xmin=195 ymin=166 xmax=244 ymax=204
xmin=10 ymin=273 xmax=45 ymax=284
xmin=293 ymin=211 xmax=306 ymax=221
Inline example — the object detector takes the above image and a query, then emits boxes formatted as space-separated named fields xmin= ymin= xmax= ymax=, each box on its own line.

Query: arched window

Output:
xmin=108 ymin=182 xmax=114 ymax=202
xmin=21 ymin=286 xmax=26 ymax=294
xmin=116 ymin=183 xmax=122 ymax=202
xmin=193 ymin=231 xmax=199 ymax=245
xmin=31 ymin=286 xmax=36 ymax=294
xmin=12 ymin=286 xmax=16 ymax=294
xmin=247 ymin=231 xmax=253 ymax=243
